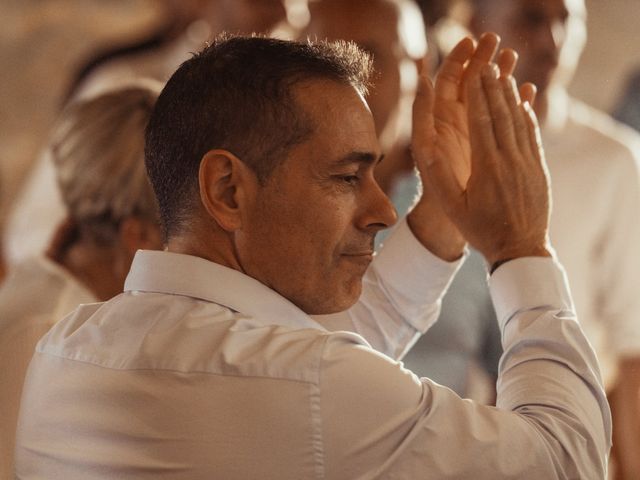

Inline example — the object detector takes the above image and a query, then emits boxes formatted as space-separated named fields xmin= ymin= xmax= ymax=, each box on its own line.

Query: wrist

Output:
xmin=486 ymin=244 xmax=553 ymax=273
xmin=407 ymin=203 xmax=466 ymax=262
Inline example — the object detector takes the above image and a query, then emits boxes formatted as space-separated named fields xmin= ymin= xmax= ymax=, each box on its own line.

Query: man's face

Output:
xmin=472 ymin=0 xmax=586 ymax=94
xmin=305 ymin=0 xmax=405 ymax=142
xmin=236 ymin=79 xmax=397 ymax=315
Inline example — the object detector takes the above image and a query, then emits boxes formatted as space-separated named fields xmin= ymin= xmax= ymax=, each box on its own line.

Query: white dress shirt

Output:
xmin=544 ymin=88 xmax=640 ymax=388
xmin=15 ymin=221 xmax=611 ymax=479
xmin=0 ymin=256 xmax=96 ymax=479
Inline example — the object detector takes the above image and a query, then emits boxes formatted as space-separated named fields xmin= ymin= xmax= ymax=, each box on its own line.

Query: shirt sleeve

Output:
xmin=313 ymin=218 xmax=464 ymax=360
xmin=318 ymin=257 xmax=611 ymax=479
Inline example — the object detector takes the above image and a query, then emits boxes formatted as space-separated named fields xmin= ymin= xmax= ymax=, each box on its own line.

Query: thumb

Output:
xmin=411 ymin=61 xmax=466 ymax=216
xmin=412 ymin=59 xmax=436 ymax=171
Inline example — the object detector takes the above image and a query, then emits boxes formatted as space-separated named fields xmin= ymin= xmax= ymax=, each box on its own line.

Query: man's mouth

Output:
xmin=341 ymin=252 xmax=374 ymax=265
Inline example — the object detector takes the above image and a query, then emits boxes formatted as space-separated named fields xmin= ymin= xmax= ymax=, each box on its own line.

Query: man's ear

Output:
xmin=198 ymin=149 xmax=255 ymax=232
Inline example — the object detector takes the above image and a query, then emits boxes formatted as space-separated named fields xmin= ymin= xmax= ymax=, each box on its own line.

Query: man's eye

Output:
xmin=341 ymin=175 xmax=359 ymax=185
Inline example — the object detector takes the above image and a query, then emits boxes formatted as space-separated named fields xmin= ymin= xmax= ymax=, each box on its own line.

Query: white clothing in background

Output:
xmin=3 ymin=151 xmax=65 ymax=267
xmin=0 ymin=256 xmax=96 ymax=479
xmin=544 ymin=89 xmax=640 ymax=388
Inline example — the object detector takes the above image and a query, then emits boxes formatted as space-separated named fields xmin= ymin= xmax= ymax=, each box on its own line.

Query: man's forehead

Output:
xmin=290 ymin=79 xmax=380 ymax=157
xmin=292 ymin=78 xmax=369 ymax=114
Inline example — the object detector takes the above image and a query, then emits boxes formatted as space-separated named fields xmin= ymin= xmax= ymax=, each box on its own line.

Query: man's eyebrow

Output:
xmin=334 ymin=152 xmax=385 ymax=167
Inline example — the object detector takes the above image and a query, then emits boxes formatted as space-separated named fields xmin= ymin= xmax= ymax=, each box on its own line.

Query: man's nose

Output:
xmin=357 ymin=178 xmax=398 ymax=232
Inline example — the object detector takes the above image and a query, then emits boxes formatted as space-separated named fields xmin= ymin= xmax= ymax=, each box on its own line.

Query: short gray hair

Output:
xmin=51 ymin=81 xmax=161 ymax=242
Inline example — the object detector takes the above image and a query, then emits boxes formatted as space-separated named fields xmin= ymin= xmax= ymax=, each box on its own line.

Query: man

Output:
xmin=15 ymin=34 xmax=609 ymax=478
xmin=0 ymin=83 xmax=162 ymax=478
xmin=468 ymin=1 xmax=640 ymax=476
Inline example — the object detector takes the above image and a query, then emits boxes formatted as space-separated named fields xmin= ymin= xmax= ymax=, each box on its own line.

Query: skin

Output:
xmin=471 ymin=3 xmax=639 ymax=477
xmin=408 ymin=34 xmax=537 ymax=262
xmin=412 ymin=34 xmax=550 ymax=265
xmin=238 ymin=81 xmax=398 ymax=313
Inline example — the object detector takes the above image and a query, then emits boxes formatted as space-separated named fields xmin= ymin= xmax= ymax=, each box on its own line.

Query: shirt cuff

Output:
xmin=489 ymin=257 xmax=575 ymax=330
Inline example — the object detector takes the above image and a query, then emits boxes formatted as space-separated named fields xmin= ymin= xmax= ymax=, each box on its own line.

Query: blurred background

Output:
xmin=1 ymin=0 xmax=639 ymax=240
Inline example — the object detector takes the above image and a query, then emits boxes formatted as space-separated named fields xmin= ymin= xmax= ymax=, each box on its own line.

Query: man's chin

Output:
xmin=302 ymin=282 xmax=363 ymax=316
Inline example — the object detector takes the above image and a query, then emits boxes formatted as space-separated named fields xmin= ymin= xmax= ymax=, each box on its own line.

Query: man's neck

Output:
xmin=166 ymin=230 xmax=244 ymax=274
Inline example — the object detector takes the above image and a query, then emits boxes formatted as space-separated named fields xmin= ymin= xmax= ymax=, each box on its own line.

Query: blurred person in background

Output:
xmin=2 ymin=0 xmax=291 ymax=275
xmin=0 ymin=83 xmax=162 ymax=478
xmin=0 ymin=0 xmax=160 ymax=248
xmin=466 ymin=0 xmax=640 ymax=477
xmin=412 ymin=0 xmax=453 ymax=69
xmin=69 ymin=0 xmax=290 ymax=99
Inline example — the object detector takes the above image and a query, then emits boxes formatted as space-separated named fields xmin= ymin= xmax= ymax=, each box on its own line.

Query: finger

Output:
xmin=434 ymin=36 xmax=476 ymax=102
xmin=519 ymin=82 xmax=537 ymax=106
xmin=461 ymin=32 xmax=500 ymax=100
xmin=496 ymin=48 xmax=518 ymax=78
xmin=413 ymin=58 xmax=467 ymax=210
xmin=502 ymin=75 xmax=534 ymax=156
xmin=468 ymin=63 xmax=499 ymax=160
xmin=522 ymin=101 xmax=545 ymax=165
xmin=482 ymin=64 xmax=519 ymax=155
xmin=412 ymin=67 xmax=436 ymax=167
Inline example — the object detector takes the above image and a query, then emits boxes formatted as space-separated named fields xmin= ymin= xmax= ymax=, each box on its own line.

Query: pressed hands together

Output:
xmin=407 ymin=33 xmax=552 ymax=268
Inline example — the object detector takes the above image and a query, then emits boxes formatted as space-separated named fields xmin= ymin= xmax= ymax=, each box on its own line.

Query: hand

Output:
xmin=423 ymin=45 xmax=552 ymax=265
xmin=409 ymin=33 xmax=535 ymax=262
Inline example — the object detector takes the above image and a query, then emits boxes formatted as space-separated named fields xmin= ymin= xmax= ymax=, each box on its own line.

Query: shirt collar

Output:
xmin=124 ymin=250 xmax=326 ymax=332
